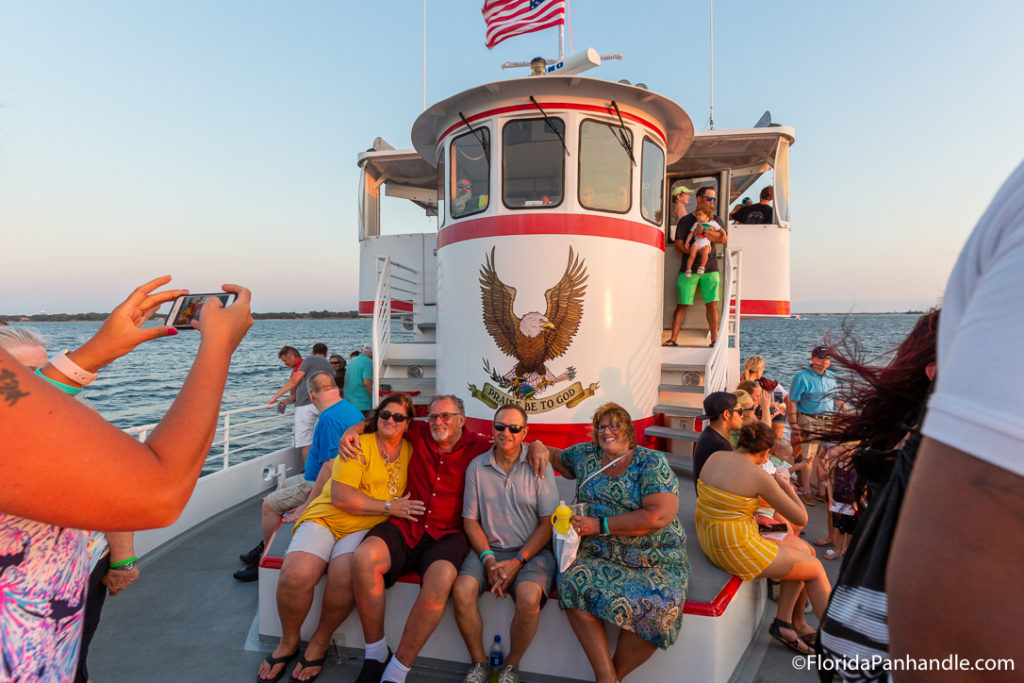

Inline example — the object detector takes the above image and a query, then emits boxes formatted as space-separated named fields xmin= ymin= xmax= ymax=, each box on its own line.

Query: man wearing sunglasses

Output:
xmin=338 ymin=396 xmax=550 ymax=683
xmin=691 ymin=391 xmax=744 ymax=493
xmin=664 ymin=185 xmax=728 ymax=348
xmin=452 ymin=405 xmax=558 ymax=683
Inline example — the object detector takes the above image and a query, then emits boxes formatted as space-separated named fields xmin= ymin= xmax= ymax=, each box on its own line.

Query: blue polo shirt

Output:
xmin=304 ymin=399 xmax=365 ymax=480
xmin=789 ymin=365 xmax=837 ymax=415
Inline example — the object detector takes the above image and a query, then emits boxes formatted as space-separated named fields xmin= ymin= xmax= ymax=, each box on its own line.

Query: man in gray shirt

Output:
xmin=452 ymin=405 xmax=558 ymax=683
xmin=268 ymin=344 xmax=334 ymax=458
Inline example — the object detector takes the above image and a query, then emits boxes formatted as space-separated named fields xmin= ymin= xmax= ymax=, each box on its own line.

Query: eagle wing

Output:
xmin=479 ymin=246 xmax=521 ymax=358
xmin=542 ymin=247 xmax=588 ymax=361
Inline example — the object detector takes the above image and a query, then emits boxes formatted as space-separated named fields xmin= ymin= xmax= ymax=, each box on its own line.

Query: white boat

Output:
xmin=91 ymin=63 xmax=826 ymax=683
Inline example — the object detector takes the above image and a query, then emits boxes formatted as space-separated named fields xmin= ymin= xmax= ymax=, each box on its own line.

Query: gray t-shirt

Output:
xmin=294 ymin=355 xmax=334 ymax=407
xmin=462 ymin=444 xmax=558 ymax=550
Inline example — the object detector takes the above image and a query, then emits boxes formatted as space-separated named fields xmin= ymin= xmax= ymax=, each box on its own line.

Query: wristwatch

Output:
xmin=110 ymin=560 xmax=136 ymax=571
xmin=384 ymin=499 xmax=392 ymax=513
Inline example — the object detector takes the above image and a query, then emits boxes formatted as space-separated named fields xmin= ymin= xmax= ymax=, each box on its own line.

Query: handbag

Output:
xmin=815 ymin=427 xmax=922 ymax=682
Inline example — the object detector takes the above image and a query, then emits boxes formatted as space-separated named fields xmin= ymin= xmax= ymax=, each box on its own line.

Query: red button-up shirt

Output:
xmin=389 ymin=420 xmax=490 ymax=546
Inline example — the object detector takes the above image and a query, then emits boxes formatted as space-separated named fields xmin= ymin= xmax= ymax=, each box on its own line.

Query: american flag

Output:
xmin=482 ymin=0 xmax=566 ymax=50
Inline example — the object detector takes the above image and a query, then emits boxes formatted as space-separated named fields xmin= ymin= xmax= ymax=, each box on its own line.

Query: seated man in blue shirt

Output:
xmin=452 ymin=405 xmax=558 ymax=683
xmin=787 ymin=345 xmax=838 ymax=505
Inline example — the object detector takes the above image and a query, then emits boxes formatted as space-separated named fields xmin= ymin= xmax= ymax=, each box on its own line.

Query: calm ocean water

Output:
xmin=8 ymin=314 xmax=920 ymax=430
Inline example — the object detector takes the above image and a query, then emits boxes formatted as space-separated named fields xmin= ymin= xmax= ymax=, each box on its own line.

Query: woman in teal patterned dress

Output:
xmin=545 ymin=402 xmax=689 ymax=683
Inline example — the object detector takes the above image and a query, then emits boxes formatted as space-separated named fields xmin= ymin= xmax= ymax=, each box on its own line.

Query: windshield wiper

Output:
xmin=608 ymin=101 xmax=636 ymax=167
xmin=458 ymin=112 xmax=490 ymax=164
xmin=529 ymin=96 xmax=569 ymax=157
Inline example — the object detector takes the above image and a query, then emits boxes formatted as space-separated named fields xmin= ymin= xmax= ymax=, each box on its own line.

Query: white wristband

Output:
xmin=48 ymin=350 xmax=99 ymax=386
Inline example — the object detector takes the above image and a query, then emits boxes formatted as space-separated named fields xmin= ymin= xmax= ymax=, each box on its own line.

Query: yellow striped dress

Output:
xmin=694 ymin=480 xmax=779 ymax=580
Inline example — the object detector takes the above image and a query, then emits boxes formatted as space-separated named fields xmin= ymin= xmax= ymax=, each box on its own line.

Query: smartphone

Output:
xmin=165 ymin=292 xmax=237 ymax=329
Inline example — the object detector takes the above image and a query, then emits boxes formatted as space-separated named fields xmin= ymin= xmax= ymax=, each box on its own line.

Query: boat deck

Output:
xmin=89 ymin=476 xmax=840 ymax=682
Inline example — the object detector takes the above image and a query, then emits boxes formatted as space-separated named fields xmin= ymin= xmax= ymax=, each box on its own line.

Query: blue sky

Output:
xmin=2 ymin=0 xmax=1022 ymax=314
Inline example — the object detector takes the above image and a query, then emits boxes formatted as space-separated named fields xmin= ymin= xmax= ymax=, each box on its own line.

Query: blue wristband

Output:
xmin=35 ymin=368 xmax=82 ymax=396
xmin=601 ymin=517 xmax=611 ymax=536
xmin=514 ymin=552 xmax=527 ymax=565
xmin=479 ymin=550 xmax=495 ymax=563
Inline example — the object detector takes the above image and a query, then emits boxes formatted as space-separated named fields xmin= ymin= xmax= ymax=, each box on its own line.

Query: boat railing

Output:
xmin=123 ymin=403 xmax=293 ymax=474
xmin=371 ymin=255 xmax=419 ymax=405
xmin=705 ymin=248 xmax=742 ymax=393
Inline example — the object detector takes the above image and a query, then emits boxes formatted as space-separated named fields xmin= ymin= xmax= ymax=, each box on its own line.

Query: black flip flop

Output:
xmin=768 ymin=618 xmax=811 ymax=654
xmin=258 ymin=649 xmax=298 ymax=683
xmin=290 ymin=653 xmax=327 ymax=683
xmin=662 ymin=339 xmax=679 ymax=347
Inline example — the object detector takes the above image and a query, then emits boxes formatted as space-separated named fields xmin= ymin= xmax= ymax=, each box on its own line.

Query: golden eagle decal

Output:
xmin=469 ymin=247 xmax=599 ymax=413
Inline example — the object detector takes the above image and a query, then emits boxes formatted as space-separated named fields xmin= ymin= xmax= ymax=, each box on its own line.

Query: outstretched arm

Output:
xmin=0 ymin=278 xmax=253 ymax=530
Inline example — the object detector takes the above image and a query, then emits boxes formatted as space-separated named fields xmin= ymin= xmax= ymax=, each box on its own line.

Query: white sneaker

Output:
xmin=462 ymin=662 xmax=490 ymax=683
xmin=496 ymin=665 xmax=520 ymax=683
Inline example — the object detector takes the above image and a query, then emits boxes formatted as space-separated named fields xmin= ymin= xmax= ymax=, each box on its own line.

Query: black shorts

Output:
xmin=366 ymin=521 xmax=470 ymax=589
xmin=832 ymin=512 xmax=858 ymax=535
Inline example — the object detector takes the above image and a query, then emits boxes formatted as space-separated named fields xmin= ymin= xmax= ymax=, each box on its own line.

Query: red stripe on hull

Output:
xmin=733 ymin=299 xmax=790 ymax=316
xmin=437 ymin=214 xmax=665 ymax=251
xmin=464 ymin=415 xmax=660 ymax=450
xmin=438 ymin=101 xmax=667 ymax=146
xmin=358 ymin=300 xmax=414 ymax=315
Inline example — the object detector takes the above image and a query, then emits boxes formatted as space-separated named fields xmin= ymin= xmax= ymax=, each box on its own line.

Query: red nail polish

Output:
xmin=167 ymin=327 xmax=178 ymax=336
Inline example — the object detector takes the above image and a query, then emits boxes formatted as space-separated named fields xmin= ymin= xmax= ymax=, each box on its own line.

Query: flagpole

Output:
xmin=423 ymin=0 xmax=427 ymax=111
xmin=708 ymin=0 xmax=715 ymax=129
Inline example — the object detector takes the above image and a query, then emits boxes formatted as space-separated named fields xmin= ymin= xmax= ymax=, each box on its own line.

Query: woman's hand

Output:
xmin=70 ymin=276 xmax=188 ymax=373
xmin=387 ymin=493 xmax=425 ymax=521
xmin=193 ymin=284 xmax=253 ymax=353
xmin=572 ymin=515 xmax=600 ymax=536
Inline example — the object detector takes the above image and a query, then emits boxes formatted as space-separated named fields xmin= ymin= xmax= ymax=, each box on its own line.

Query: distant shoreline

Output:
xmin=0 ymin=310 xmax=926 ymax=323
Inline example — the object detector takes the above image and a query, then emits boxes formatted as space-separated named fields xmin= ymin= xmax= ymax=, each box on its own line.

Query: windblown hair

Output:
xmin=365 ymin=393 xmax=415 ymax=435
xmin=814 ymin=308 xmax=940 ymax=498
xmin=741 ymin=355 xmax=766 ymax=381
xmin=590 ymin=402 xmax=636 ymax=450
xmin=278 ymin=345 xmax=300 ymax=359
xmin=0 ymin=327 xmax=47 ymax=351
xmin=733 ymin=390 xmax=754 ymax=410
xmin=736 ymin=422 xmax=774 ymax=454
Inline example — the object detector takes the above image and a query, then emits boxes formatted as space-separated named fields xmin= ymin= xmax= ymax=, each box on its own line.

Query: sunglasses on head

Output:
xmin=379 ymin=410 xmax=408 ymax=423
xmin=493 ymin=422 xmax=524 ymax=434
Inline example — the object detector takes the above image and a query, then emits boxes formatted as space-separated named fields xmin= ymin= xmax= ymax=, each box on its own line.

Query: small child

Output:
xmin=683 ymin=204 xmax=716 ymax=277
xmin=815 ymin=444 xmax=858 ymax=559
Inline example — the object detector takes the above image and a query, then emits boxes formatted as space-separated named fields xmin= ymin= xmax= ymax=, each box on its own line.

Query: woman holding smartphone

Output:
xmin=0 ymin=275 xmax=252 ymax=682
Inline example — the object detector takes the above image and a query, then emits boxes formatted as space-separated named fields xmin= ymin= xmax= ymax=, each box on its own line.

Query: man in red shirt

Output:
xmin=338 ymin=396 xmax=487 ymax=683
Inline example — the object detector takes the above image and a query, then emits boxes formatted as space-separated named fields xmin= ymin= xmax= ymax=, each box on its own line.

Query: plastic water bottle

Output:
xmin=488 ymin=635 xmax=505 ymax=681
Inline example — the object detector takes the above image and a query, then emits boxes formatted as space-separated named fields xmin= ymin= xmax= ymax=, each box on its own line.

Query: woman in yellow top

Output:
xmin=258 ymin=393 xmax=424 ymax=683
xmin=695 ymin=422 xmax=830 ymax=655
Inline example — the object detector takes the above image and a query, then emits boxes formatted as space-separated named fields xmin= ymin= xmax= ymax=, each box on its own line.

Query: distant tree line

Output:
xmin=0 ymin=310 xmax=362 ymax=323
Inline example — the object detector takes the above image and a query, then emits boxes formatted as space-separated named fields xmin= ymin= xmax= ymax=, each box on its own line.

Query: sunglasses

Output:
xmin=493 ymin=422 xmax=525 ymax=434
xmin=428 ymin=412 xmax=462 ymax=422
xmin=701 ymin=196 xmax=717 ymax=202
xmin=330 ymin=361 xmax=342 ymax=365
xmin=456 ymin=183 xmax=471 ymax=190
xmin=379 ymin=410 xmax=409 ymax=423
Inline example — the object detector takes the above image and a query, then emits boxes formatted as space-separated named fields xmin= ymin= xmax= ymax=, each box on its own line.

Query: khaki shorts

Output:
xmin=287 ymin=523 xmax=369 ymax=563
xmin=293 ymin=403 xmax=320 ymax=448
xmin=266 ymin=478 xmax=313 ymax=515
xmin=797 ymin=413 xmax=832 ymax=461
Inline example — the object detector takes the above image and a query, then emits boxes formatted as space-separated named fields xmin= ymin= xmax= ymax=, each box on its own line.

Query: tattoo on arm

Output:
xmin=0 ymin=369 xmax=30 ymax=407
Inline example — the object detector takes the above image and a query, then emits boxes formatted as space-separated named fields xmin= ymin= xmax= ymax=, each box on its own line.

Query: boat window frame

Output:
xmin=449 ymin=126 xmax=491 ymax=220
xmin=500 ymin=115 xmax=566 ymax=211
xmin=577 ymin=117 xmax=634 ymax=215
xmin=639 ymin=135 xmax=665 ymax=227
xmin=436 ymin=148 xmax=446 ymax=229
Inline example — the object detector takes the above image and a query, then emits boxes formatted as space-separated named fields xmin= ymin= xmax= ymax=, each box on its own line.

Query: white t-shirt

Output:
xmin=922 ymin=159 xmax=1024 ymax=478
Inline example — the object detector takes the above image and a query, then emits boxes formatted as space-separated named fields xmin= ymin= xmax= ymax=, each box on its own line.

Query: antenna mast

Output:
xmin=708 ymin=0 xmax=715 ymax=130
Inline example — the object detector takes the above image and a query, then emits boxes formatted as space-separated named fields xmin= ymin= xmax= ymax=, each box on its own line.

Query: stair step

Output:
xmin=658 ymin=383 xmax=704 ymax=395
xmin=661 ymin=363 xmax=704 ymax=373
xmin=644 ymin=425 xmax=700 ymax=443
xmin=664 ymin=453 xmax=695 ymax=479
xmin=653 ymin=403 xmax=703 ymax=418
xmin=383 ymin=358 xmax=436 ymax=366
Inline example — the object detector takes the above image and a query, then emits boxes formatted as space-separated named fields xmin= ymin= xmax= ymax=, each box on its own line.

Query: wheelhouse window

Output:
xmin=578 ymin=119 xmax=633 ymax=213
xmin=640 ymin=137 xmax=665 ymax=226
xmin=502 ymin=117 xmax=565 ymax=208
xmin=450 ymin=127 xmax=490 ymax=219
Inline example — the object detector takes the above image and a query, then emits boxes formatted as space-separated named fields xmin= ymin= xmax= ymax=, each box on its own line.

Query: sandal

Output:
xmin=824 ymin=549 xmax=842 ymax=560
xmin=799 ymin=630 xmax=818 ymax=648
xmin=662 ymin=339 xmax=679 ymax=347
xmin=258 ymin=649 xmax=299 ymax=683
xmin=768 ymin=618 xmax=811 ymax=654
xmin=290 ymin=653 xmax=327 ymax=682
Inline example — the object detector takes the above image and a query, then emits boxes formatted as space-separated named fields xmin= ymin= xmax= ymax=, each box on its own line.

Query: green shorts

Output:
xmin=677 ymin=270 xmax=721 ymax=306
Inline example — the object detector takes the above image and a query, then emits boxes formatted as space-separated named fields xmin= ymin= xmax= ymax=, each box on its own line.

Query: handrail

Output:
xmin=704 ymin=248 xmax=742 ymax=394
xmin=371 ymin=255 xmax=422 ymax=406
xmin=123 ymin=403 xmax=293 ymax=473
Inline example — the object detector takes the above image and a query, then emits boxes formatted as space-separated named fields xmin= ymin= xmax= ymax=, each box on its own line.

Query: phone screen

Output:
xmin=167 ymin=293 xmax=236 ymax=329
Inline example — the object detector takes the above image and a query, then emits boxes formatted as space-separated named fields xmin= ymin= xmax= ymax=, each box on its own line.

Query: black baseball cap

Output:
xmin=697 ymin=391 xmax=738 ymax=421
xmin=811 ymin=345 xmax=831 ymax=358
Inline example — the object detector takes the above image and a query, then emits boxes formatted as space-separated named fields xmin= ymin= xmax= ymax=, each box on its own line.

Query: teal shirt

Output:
xmin=342 ymin=353 xmax=373 ymax=411
xmin=789 ymin=365 xmax=837 ymax=415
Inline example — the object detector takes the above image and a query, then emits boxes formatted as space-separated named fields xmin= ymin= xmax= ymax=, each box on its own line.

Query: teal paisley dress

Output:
xmin=557 ymin=442 xmax=689 ymax=649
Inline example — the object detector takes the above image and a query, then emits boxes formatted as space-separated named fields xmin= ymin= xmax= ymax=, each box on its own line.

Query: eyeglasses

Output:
xmin=456 ymin=183 xmax=471 ymax=190
xmin=428 ymin=412 xmax=463 ymax=422
xmin=493 ymin=422 xmax=525 ymax=434
xmin=596 ymin=422 xmax=623 ymax=433
xmin=700 ymin=196 xmax=717 ymax=202
xmin=379 ymin=410 xmax=409 ymax=423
